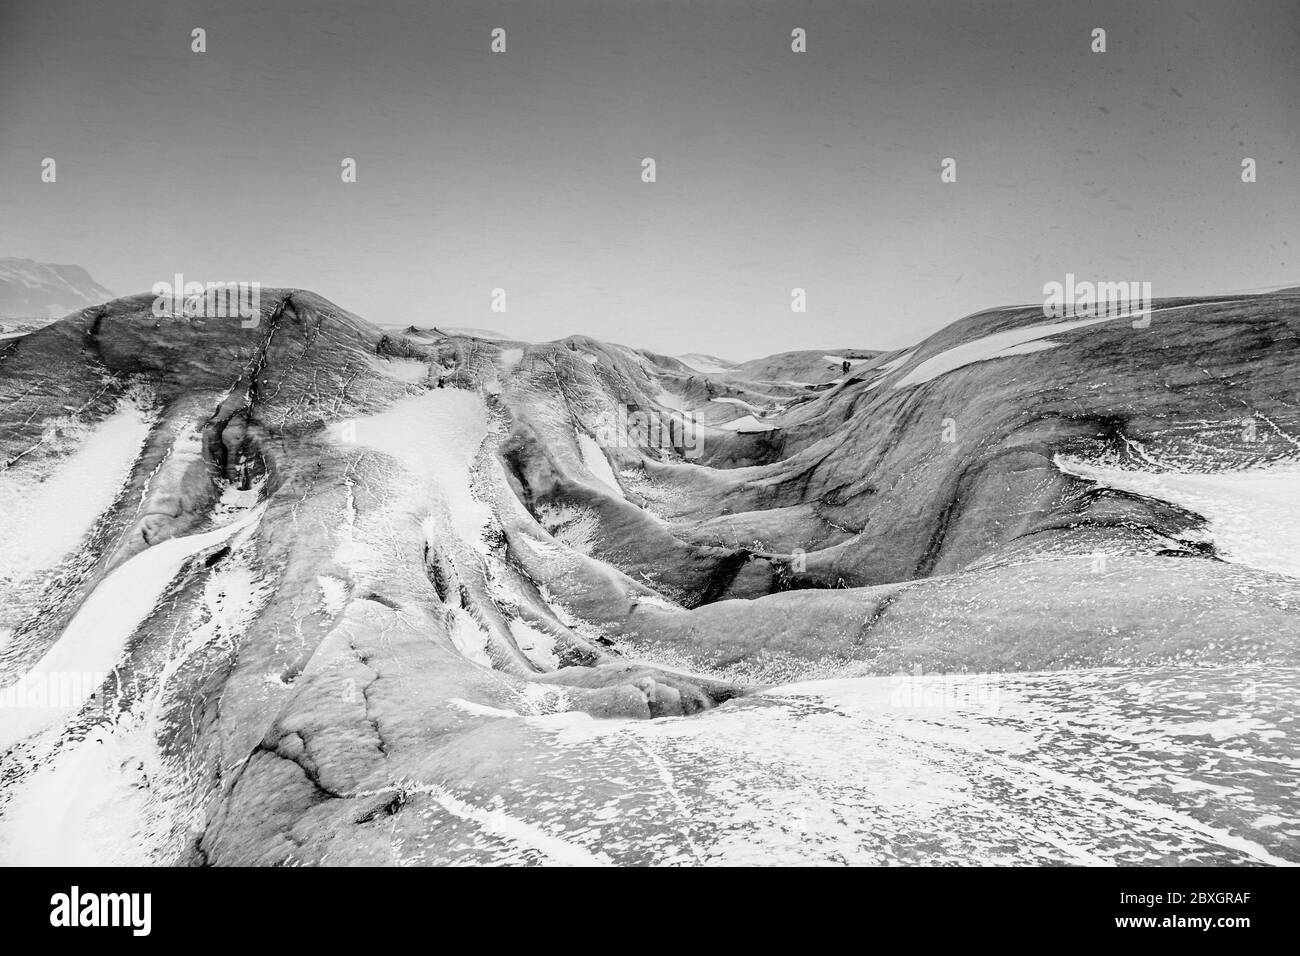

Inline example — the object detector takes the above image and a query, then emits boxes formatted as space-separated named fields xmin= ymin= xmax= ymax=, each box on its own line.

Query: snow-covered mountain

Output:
xmin=1 ymin=288 xmax=1298 ymax=865
xmin=0 ymin=257 xmax=114 ymax=322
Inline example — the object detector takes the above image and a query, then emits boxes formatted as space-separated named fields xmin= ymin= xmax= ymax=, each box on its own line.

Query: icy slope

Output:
xmin=0 ymin=287 xmax=1297 ymax=866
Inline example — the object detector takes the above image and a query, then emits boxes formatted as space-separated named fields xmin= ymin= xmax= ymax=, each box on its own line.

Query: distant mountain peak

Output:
xmin=0 ymin=257 xmax=114 ymax=320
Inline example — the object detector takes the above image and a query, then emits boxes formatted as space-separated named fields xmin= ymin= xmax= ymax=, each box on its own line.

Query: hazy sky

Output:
xmin=2 ymin=0 xmax=1298 ymax=358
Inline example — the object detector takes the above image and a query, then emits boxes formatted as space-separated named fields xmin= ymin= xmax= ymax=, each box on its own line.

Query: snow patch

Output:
xmin=712 ymin=396 xmax=763 ymax=412
xmin=895 ymin=316 xmax=1115 ymax=388
xmin=0 ymin=401 xmax=152 ymax=587
xmin=317 ymin=575 xmax=350 ymax=616
xmin=449 ymin=697 xmax=519 ymax=718
xmin=677 ymin=354 xmax=733 ymax=374
xmin=990 ymin=340 xmax=1059 ymax=358
xmin=448 ymin=609 xmax=493 ymax=668
xmin=654 ymin=385 xmax=691 ymax=412
xmin=379 ymin=357 xmax=429 ymax=384
xmin=335 ymin=391 xmax=494 ymax=554
xmin=509 ymin=618 xmax=558 ymax=670
xmin=537 ymin=502 xmax=601 ymax=554
xmin=895 ymin=301 xmax=1254 ymax=389
xmin=0 ymin=720 xmax=168 ymax=864
xmin=577 ymin=432 xmax=621 ymax=495
xmin=878 ymin=350 xmax=915 ymax=372
xmin=1057 ymin=457 xmax=1300 ymax=579
xmin=717 ymin=414 xmax=777 ymax=433
xmin=0 ymin=504 xmax=266 ymax=753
